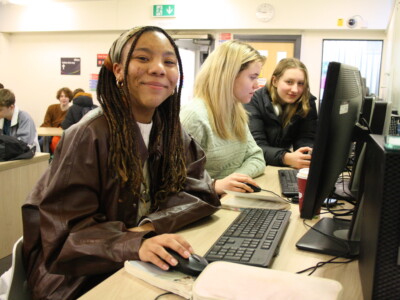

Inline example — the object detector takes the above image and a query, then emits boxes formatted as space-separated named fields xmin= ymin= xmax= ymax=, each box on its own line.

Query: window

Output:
xmin=320 ymin=40 xmax=383 ymax=99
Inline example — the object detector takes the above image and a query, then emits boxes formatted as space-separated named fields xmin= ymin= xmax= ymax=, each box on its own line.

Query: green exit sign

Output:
xmin=153 ymin=4 xmax=175 ymax=17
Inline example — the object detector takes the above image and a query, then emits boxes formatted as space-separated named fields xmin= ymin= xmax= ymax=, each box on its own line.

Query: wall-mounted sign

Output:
xmin=89 ymin=74 xmax=99 ymax=91
xmin=97 ymin=54 xmax=107 ymax=67
xmin=219 ymin=33 xmax=232 ymax=43
xmin=153 ymin=5 xmax=175 ymax=17
xmin=61 ymin=57 xmax=81 ymax=75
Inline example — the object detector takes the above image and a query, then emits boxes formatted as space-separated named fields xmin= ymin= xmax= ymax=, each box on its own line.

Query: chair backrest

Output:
xmin=5 ymin=237 xmax=31 ymax=300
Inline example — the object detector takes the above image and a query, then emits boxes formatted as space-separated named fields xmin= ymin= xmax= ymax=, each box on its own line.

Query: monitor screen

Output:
xmin=296 ymin=61 xmax=363 ymax=257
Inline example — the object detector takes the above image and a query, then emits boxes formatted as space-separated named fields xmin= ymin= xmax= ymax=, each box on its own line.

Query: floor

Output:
xmin=0 ymin=255 xmax=12 ymax=276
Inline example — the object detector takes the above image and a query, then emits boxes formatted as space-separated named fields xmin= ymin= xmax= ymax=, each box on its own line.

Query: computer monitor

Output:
xmin=295 ymin=61 xmax=363 ymax=257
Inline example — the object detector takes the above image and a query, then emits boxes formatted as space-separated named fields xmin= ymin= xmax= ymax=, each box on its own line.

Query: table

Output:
xmin=37 ymin=127 xmax=63 ymax=153
xmin=79 ymin=166 xmax=362 ymax=300
xmin=0 ymin=152 xmax=50 ymax=259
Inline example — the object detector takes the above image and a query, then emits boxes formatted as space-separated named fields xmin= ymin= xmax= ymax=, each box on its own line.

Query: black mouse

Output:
xmin=244 ymin=182 xmax=261 ymax=192
xmin=166 ymin=249 xmax=208 ymax=276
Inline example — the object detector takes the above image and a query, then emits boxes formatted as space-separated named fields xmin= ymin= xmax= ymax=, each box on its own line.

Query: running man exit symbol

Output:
xmin=153 ymin=5 xmax=175 ymax=17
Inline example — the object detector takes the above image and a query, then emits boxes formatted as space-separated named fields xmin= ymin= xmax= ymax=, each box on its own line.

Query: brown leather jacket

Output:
xmin=22 ymin=110 xmax=220 ymax=300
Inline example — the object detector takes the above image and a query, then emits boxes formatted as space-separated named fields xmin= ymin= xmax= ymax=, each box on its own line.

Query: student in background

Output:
xmin=22 ymin=26 xmax=220 ymax=300
xmin=0 ymin=83 xmax=3 ymax=89
xmin=40 ymin=87 xmax=72 ymax=152
xmin=0 ymin=88 xmax=40 ymax=150
xmin=245 ymin=58 xmax=317 ymax=169
xmin=180 ymin=40 xmax=266 ymax=195
xmin=41 ymin=87 xmax=72 ymax=127
xmin=61 ymin=91 xmax=97 ymax=129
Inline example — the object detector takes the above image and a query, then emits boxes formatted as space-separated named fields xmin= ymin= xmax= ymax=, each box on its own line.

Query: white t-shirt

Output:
xmin=136 ymin=121 xmax=153 ymax=224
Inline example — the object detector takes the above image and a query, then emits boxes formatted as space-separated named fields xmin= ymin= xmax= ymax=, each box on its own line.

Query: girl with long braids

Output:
xmin=21 ymin=26 xmax=220 ymax=300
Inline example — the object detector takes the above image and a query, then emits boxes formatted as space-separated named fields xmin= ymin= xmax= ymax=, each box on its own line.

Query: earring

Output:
xmin=171 ymin=89 xmax=175 ymax=96
xmin=116 ymin=79 xmax=124 ymax=88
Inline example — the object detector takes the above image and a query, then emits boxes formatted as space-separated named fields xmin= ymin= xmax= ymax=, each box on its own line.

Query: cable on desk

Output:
xmin=260 ymin=188 xmax=291 ymax=203
xmin=296 ymin=256 xmax=355 ymax=276
xmin=154 ymin=292 xmax=174 ymax=300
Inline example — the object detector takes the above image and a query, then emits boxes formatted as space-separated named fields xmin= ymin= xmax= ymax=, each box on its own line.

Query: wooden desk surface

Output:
xmin=37 ymin=127 xmax=63 ymax=137
xmin=0 ymin=152 xmax=49 ymax=171
xmin=80 ymin=166 xmax=362 ymax=300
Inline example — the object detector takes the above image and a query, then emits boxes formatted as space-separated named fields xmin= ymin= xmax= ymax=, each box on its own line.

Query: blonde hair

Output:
xmin=268 ymin=58 xmax=311 ymax=127
xmin=194 ymin=40 xmax=265 ymax=142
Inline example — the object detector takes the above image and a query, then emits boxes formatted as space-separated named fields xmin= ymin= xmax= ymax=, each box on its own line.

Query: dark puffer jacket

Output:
xmin=244 ymin=87 xmax=318 ymax=166
xmin=61 ymin=92 xmax=97 ymax=129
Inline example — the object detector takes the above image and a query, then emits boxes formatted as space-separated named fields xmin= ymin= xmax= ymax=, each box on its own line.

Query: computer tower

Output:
xmin=359 ymin=134 xmax=400 ymax=299
xmin=370 ymin=101 xmax=390 ymax=134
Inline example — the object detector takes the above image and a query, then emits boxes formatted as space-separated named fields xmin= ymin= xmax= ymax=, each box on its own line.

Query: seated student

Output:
xmin=22 ymin=26 xmax=220 ymax=300
xmin=41 ymin=87 xmax=73 ymax=128
xmin=245 ymin=58 xmax=318 ymax=169
xmin=40 ymin=87 xmax=73 ymax=152
xmin=180 ymin=40 xmax=266 ymax=195
xmin=0 ymin=88 xmax=40 ymax=151
xmin=61 ymin=91 xmax=97 ymax=129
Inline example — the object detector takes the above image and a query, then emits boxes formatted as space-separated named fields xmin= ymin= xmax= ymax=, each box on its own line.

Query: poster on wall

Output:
xmin=97 ymin=54 xmax=107 ymax=67
xmin=61 ymin=57 xmax=81 ymax=75
xmin=89 ymin=74 xmax=99 ymax=91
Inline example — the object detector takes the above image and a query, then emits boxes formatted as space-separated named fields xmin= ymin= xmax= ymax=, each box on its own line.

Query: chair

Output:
xmin=5 ymin=237 xmax=30 ymax=300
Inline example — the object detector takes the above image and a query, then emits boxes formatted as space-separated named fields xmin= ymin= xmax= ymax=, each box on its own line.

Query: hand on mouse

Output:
xmin=214 ymin=173 xmax=259 ymax=194
xmin=283 ymin=147 xmax=312 ymax=169
xmin=138 ymin=233 xmax=194 ymax=271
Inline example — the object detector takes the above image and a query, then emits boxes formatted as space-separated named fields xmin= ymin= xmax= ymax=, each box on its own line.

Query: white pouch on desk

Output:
xmin=192 ymin=261 xmax=343 ymax=300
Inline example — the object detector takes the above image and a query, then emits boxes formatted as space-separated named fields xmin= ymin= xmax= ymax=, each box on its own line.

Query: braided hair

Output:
xmin=97 ymin=26 xmax=186 ymax=203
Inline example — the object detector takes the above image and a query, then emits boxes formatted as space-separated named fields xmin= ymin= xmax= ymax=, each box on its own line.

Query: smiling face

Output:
xmin=113 ymin=31 xmax=179 ymax=123
xmin=272 ymin=68 xmax=305 ymax=105
xmin=233 ymin=61 xmax=262 ymax=104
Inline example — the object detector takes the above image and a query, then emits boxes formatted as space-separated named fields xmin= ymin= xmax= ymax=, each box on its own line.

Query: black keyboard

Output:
xmin=204 ymin=208 xmax=291 ymax=268
xmin=278 ymin=169 xmax=299 ymax=197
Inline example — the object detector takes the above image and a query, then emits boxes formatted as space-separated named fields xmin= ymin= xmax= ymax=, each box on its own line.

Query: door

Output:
xmin=234 ymin=35 xmax=300 ymax=87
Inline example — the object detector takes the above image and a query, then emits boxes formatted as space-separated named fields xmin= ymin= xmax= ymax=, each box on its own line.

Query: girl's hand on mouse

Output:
xmin=138 ymin=234 xmax=193 ymax=271
xmin=214 ymin=173 xmax=258 ymax=194
xmin=283 ymin=147 xmax=312 ymax=169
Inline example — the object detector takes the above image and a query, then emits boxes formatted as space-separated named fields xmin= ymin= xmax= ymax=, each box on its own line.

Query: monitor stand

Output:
xmin=296 ymin=218 xmax=359 ymax=258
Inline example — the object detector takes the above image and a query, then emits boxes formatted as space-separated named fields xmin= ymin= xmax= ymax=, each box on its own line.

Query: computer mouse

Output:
xmin=244 ymin=182 xmax=261 ymax=192
xmin=166 ymin=249 xmax=208 ymax=276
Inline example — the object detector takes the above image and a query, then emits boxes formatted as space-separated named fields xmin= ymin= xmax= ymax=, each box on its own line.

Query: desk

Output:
xmin=37 ymin=127 xmax=63 ymax=153
xmin=80 ymin=166 xmax=362 ymax=300
xmin=0 ymin=152 xmax=49 ymax=259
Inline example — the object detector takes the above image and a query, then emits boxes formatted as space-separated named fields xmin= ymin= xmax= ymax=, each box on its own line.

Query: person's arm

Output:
xmin=15 ymin=111 xmax=37 ymax=147
xmin=40 ymin=106 xmax=53 ymax=127
xmin=143 ymin=129 xmax=220 ymax=234
xmin=23 ymin=120 xmax=220 ymax=277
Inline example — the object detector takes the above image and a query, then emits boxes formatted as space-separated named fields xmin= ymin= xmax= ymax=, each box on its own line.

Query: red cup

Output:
xmin=296 ymin=168 xmax=309 ymax=213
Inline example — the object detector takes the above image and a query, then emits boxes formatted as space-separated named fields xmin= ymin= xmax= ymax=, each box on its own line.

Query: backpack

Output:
xmin=0 ymin=135 xmax=35 ymax=161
